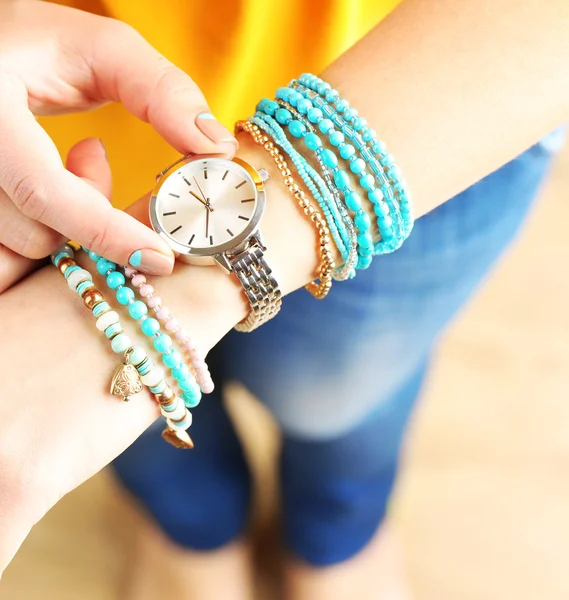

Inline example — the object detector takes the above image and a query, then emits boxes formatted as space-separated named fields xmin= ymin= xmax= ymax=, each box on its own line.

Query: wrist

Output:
xmin=143 ymin=132 xmax=324 ymax=352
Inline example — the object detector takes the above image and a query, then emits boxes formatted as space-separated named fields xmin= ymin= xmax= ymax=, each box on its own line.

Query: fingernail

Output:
xmin=196 ymin=112 xmax=239 ymax=155
xmin=128 ymin=249 xmax=174 ymax=275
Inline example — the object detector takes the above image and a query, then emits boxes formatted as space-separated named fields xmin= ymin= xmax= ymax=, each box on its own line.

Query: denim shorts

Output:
xmin=114 ymin=132 xmax=561 ymax=566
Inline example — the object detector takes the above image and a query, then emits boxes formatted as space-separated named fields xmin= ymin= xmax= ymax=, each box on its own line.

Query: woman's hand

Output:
xmin=0 ymin=0 xmax=238 ymax=291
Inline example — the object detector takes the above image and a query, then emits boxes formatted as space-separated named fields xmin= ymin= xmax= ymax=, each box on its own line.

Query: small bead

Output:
xmin=147 ymin=296 xmax=162 ymax=309
xmin=345 ymin=192 xmax=363 ymax=212
xmin=116 ymin=286 xmax=135 ymax=305
xmin=166 ymin=412 xmax=193 ymax=431
xmin=156 ymin=306 xmax=171 ymax=321
xmin=288 ymin=120 xmax=306 ymax=138
xmin=304 ymin=132 xmax=322 ymax=151
xmin=307 ymin=107 xmax=323 ymax=123
xmin=128 ymin=300 xmax=148 ymax=320
xmin=88 ymin=250 xmax=100 ymax=262
xmin=325 ymin=89 xmax=340 ymax=102
xmin=96 ymin=311 xmax=120 ymax=331
xmin=374 ymin=202 xmax=390 ymax=218
xmin=111 ymin=333 xmax=132 ymax=354
xmin=276 ymin=87 xmax=291 ymax=101
xmin=352 ymin=117 xmax=365 ymax=131
xmin=175 ymin=328 xmax=190 ymax=342
xmin=362 ymin=129 xmax=376 ymax=143
xmin=106 ymin=271 xmax=125 ymax=289
xmin=163 ymin=318 xmax=179 ymax=333
xmin=264 ymin=100 xmax=279 ymax=116
xmin=358 ymin=232 xmax=373 ymax=248
xmin=318 ymin=119 xmax=334 ymax=134
xmin=91 ymin=300 xmax=110 ymax=316
xmin=335 ymin=98 xmax=349 ymax=113
xmin=132 ymin=274 xmax=146 ymax=287
xmin=369 ymin=189 xmax=384 ymax=204
xmin=67 ymin=268 xmax=92 ymax=291
xmin=127 ymin=346 xmax=147 ymax=367
xmin=139 ymin=284 xmax=154 ymax=298
xmin=149 ymin=380 xmax=167 ymax=395
xmin=296 ymin=98 xmax=312 ymax=114
xmin=182 ymin=389 xmax=202 ymax=408
xmin=330 ymin=131 xmax=345 ymax=146
xmin=173 ymin=363 xmax=190 ymax=380
xmin=377 ymin=214 xmax=394 ymax=229
xmin=141 ymin=366 xmax=165 ymax=387
xmin=161 ymin=399 xmax=186 ymax=421
xmin=350 ymin=158 xmax=366 ymax=174
xmin=104 ymin=322 xmax=123 ymax=339
xmin=372 ymin=141 xmax=387 ymax=155
xmin=275 ymin=108 xmax=292 ymax=125
xmin=333 ymin=170 xmax=350 ymax=191
xmin=360 ymin=174 xmax=375 ymax=190
xmin=96 ymin=258 xmax=115 ymax=275
xmin=355 ymin=212 xmax=371 ymax=231
xmin=320 ymin=148 xmax=338 ymax=168
xmin=154 ymin=333 xmax=173 ymax=353
xmin=162 ymin=350 xmax=183 ymax=368
xmin=141 ymin=317 xmax=160 ymax=336
xmin=124 ymin=267 xmax=136 ymax=278
xmin=340 ymin=144 xmax=356 ymax=160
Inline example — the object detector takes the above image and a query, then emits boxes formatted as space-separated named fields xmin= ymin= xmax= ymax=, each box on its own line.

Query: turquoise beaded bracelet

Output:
xmin=51 ymin=244 xmax=195 ymax=449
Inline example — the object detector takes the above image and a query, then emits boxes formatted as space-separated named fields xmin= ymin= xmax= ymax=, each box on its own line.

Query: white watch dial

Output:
xmin=154 ymin=158 xmax=257 ymax=251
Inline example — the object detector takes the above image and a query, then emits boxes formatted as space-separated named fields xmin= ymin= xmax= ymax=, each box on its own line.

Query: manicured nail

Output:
xmin=128 ymin=249 xmax=174 ymax=275
xmin=196 ymin=112 xmax=238 ymax=155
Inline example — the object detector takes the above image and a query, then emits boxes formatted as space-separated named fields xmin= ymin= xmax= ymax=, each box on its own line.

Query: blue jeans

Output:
xmin=114 ymin=135 xmax=559 ymax=566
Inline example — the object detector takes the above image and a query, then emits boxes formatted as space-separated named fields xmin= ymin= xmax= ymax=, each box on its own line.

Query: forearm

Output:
xmin=323 ymin=0 xmax=569 ymax=216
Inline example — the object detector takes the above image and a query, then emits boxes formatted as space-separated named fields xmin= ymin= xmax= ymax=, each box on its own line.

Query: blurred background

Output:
xmin=2 ymin=143 xmax=569 ymax=599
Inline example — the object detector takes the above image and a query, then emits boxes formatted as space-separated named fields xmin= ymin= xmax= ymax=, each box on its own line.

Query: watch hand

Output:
xmin=189 ymin=189 xmax=209 ymax=207
xmin=191 ymin=177 xmax=214 ymax=211
xmin=205 ymin=204 xmax=210 ymax=238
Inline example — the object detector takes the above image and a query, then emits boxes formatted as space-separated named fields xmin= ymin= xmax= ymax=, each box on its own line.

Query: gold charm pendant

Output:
xmin=110 ymin=363 xmax=143 ymax=402
xmin=162 ymin=427 xmax=194 ymax=449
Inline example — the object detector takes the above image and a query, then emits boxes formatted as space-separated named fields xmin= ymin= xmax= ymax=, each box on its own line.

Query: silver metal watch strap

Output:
xmin=230 ymin=241 xmax=282 ymax=333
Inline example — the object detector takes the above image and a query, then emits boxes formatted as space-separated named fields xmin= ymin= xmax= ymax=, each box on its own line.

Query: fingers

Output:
xmin=66 ymin=138 xmax=113 ymax=200
xmin=0 ymin=75 xmax=175 ymax=275
xmin=81 ymin=18 xmax=238 ymax=156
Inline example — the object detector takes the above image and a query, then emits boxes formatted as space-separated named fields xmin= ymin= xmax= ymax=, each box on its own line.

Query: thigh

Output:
xmin=219 ymin=139 xmax=557 ymax=439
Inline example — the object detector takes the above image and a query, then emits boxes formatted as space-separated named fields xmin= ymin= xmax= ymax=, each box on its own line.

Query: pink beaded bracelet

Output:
xmin=124 ymin=267 xmax=215 ymax=394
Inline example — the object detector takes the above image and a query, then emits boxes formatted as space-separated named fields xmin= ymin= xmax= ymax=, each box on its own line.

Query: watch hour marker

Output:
xmin=163 ymin=211 xmax=177 ymax=216
xmin=241 ymin=198 xmax=255 ymax=203
xmin=170 ymin=225 xmax=182 ymax=235
xmin=222 ymin=170 xmax=229 ymax=181
xmin=204 ymin=169 xmax=208 ymax=180
xmin=189 ymin=234 xmax=195 ymax=245
xmin=238 ymin=215 xmax=249 ymax=221
xmin=235 ymin=181 xmax=246 ymax=189
xmin=168 ymin=193 xmax=180 ymax=198
xmin=226 ymin=228 xmax=234 ymax=236
xmin=209 ymin=235 xmax=213 ymax=245
xmin=182 ymin=177 xmax=191 ymax=186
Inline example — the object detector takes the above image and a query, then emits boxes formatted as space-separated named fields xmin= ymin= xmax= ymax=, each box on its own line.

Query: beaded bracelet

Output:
xmin=236 ymin=119 xmax=335 ymax=299
xmin=274 ymin=98 xmax=362 ymax=277
xmin=250 ymin=113 xmax=352 ymax=264
xmin=297 ymin=73 xmax=413 ymax=238
xmin=51 ymin=244 xmax=195 ymax=449
xmin=83 ymin=250 xmax=203 ymax=411
xmin=291 ymin=77 xmax=413 ymax=250
xmin=123 ymin=267 xmax=214 ymax=395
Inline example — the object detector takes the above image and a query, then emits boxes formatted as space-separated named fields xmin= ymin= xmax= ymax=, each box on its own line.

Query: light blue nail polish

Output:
xmin=129 ymin=250 xmax=142 ymax=267
xmin=197 ymin=112 xmax=216 ymax=120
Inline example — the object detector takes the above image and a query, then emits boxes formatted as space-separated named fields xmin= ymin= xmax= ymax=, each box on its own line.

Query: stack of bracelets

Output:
xmin=50 ymin=73 xmax=412 ymax=449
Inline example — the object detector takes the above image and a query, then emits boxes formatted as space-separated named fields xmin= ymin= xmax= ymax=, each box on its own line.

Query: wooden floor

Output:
xmin=3 ymin=144 xmax=569 ymax=599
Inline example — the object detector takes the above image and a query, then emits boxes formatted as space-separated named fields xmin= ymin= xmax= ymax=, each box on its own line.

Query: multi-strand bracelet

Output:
xmin=50 ymin=243 xmax=212 ymax=450
xmin=236 ymin=119 xmax=336 ymax=299
xmin=247 ymin=72 xmax=413 ymax=289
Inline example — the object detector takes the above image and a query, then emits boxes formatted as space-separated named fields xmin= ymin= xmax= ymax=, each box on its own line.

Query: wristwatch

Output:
xmin=149 ymin=154 xmax=281 ymax=332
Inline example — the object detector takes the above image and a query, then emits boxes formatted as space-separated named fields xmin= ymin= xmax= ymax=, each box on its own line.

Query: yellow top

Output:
xmin=46 ymin=0 xmax=401 ymax=208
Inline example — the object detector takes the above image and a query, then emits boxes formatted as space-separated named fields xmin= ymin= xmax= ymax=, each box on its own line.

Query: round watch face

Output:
xmin=150 ymin=156 xmax=263 ymax=256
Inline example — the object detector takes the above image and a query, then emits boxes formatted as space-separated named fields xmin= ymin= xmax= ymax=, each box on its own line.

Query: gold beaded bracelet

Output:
xmin=235 ymin=120 xmax=335 ymax=300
